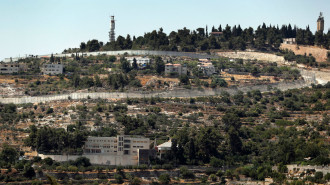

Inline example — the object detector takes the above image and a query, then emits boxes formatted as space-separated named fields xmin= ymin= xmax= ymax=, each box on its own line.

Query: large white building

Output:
xmin=41 ymin=63 xmax=63 ymax=75
xmin=83 ymin=135 xmax=151 ymax=165
xmin=37 ymin=135 xmax=154 ymax=166
xmin=125 ymin=57 xmax=151 ymax=69
xmin=0 ymin=62 xmax=27 ymax=74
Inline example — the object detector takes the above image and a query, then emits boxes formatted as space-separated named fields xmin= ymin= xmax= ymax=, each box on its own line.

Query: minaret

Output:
xmin=109 ymin=16 xmax=115 ymax=42
xmin=317 ymin=12 xmax=324 ymax=33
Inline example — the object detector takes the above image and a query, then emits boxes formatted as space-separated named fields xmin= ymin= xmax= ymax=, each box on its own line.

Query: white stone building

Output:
xmin=83 ymin=135 xmax=150 ymax=165
xmin=198 ymin=59 xmax=216 ymax=76
xmin=125 ymin=57 xmax=150 ymax=68
xmin=165 ymin=63 xmax=187 ymax=76
xmin=283 ymin=38 xmax=296 ymax=45
xmin=156 ymin=140 xmax=172 ymax=159
xmin=0 ymin=62 xmax=27 ymax=74
xmin=41 ymin=63 xmax=63 ymax=75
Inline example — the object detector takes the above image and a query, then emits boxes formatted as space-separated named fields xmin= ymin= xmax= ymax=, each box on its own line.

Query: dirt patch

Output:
xmin=280 ymin=44 xmax=329 ymax=62
xmin=137 ymin=75 xmax=179 ymax=86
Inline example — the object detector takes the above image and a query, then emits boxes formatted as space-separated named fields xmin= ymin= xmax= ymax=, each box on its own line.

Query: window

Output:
xmin=124 ymin=150 xmax=129 ymax=155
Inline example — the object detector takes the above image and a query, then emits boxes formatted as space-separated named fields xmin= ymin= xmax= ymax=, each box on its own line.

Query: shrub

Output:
xmin=68 ymin=165 xmax=78 ymax=172
xmin=180 ymin=166 xmax=195 ymax=179
xmin=114 ymin=174 xmax=124 ymax=184
xmin=210 ymin=174 xmax=217 ymax=181
xmin=158 ymin=173 xmax=171 ymax=184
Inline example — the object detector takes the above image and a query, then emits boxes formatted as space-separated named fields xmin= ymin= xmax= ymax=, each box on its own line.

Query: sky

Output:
xmin=0 ymin=0 xmax=329 ymax=61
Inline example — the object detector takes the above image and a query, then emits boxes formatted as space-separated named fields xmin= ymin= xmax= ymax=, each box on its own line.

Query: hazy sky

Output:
xmin=0 ymin=0 xmax=329 ymax=61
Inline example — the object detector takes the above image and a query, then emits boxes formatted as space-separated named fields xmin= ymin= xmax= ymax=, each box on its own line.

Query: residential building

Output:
xmin=165 ymin=63 xmax=187 ymax=76
xmin=0 ymin=62 xmax=27 ymax=74
xmin=198 ymin=59 xmax=216 ymax=76
xmin=125 ymin=57 xmax=151 ymax=68
xmin=41 ymin=63 xmax=63 ymax=75
xmin=156 ymin=140 xmax=172 ymax=159
xmin=83 ymin=135 xmax=150 ymax=165
xmin=283 ymin=38 xmax=296 ymax=45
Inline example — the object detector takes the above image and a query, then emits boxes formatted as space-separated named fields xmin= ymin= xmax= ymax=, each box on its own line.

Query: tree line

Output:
xmin=64 ymin=23 xmax=330 ymax=54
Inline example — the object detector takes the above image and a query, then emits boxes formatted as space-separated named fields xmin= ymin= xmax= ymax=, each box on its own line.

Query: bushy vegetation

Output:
xmin=66 ymin=24 xmax=330 ymax=53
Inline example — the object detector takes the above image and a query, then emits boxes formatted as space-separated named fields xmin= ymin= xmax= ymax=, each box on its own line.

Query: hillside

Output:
xmin=280 ymin=44 xmax=329 ymax=62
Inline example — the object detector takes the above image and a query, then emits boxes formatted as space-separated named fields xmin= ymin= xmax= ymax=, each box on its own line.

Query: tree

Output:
xmin=227 ymin=127 xmax=242 ymax=154
xmin=315 ymin=31 xmax=324 ymax=46
xmin=179 ymin=75 xmax=190 ymax=85
xmin=86 ymin=39 xmax=101 ymax=52
xmin=114 ymin=174 xmax=124 ymax=184
xmin=80 ymin=42 xmax=86 ymax=51
xmin=188 ymin=138 xmax=196 ymax=164
xmin=74 ymin=156 xmax=91 ymax=167
xmin=121 ymin=58 xmax=131 ymax=73
xmin=131 ymin=177 xmax=142 ymax=185
xmin=158 ymin=173 xmax=171 ymax=184
xmin=0 ymin=144 xmax=18 ymax=165
xmin=132 ymin=58 xmax=138 ymax=70
xmin=23 ymin=164 xmax=36 ymax=179
xmin=50 ymin=54 xmax=54 ymax=63
xmin=180 ymin=166 xmax=195 ymax=179
xmin=222 ymin=112 xmax=241 ymax=131
xmin=154 ymin=56 xmax=165 ymax=75
xmin=72 ymin=73 xmax=81 ymax=88
xmin=95 ymin=75 xmax=102 ymax=87
xmin=200 ymin=40 xmax=209 ymax=51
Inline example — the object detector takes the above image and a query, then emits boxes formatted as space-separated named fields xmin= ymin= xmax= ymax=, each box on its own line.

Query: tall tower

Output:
xmin=109 ymin=16 xmax=115 ymax=42
xmin=317 ymin=12 xmax=324 ymax=33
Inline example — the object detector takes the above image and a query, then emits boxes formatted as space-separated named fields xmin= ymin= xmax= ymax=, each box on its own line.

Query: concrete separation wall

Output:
xmin=0 ymin=80 xmax=310 ymax=104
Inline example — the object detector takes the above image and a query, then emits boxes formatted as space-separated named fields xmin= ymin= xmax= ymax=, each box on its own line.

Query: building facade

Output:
xmin=83 ymin=135 xmax=150 ymax=165
xmin=41 ymin=63 xmax=63 ymax=75
xmin=0 ymin=62 xmax=27 ymax=74
xmin=283 ymin=38 xmax=296 ymax=45
xmin=165 ymin=63 xmax=187 ymax=76
xmin=198 ymin=59 xmax=216 ymax=76
xmin=125 ymin=57 xmax=150 ymax=68
xmin=156 ymin=140 xmax=172 ymax=159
